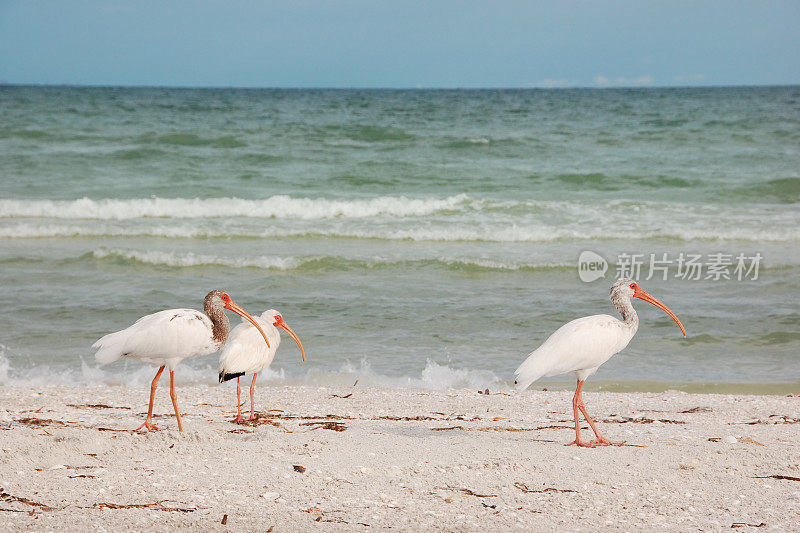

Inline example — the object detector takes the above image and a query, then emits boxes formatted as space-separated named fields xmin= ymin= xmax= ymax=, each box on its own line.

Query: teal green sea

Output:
xmin=1 ymin=86 xmax=798 ymax=391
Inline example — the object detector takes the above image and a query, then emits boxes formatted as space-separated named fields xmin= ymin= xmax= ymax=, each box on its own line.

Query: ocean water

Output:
xmin=1 ymin=85 xmax=798 ymax=392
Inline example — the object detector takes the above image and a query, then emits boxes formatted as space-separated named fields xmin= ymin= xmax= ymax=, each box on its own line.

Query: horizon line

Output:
xmin=1 ymin=82 xmax=798 ymax=91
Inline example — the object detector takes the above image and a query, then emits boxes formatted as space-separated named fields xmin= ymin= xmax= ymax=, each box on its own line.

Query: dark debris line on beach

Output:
xmin=1 ymin=488 xmax=57 ymax=512
xmin=92 ymin=500 xmax=198 ymax=512
xmin=753 ymin=474 xmax=800 ymax=482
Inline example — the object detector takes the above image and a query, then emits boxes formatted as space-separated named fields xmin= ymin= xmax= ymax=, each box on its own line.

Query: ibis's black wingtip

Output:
xmin=219 ymin=371 xmax=245 ymax=383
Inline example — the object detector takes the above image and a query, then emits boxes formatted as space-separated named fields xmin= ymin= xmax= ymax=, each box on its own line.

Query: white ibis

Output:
xmin=218 ymin=309 xmax=305 ymax=422
xmin=92 ymin=290 xmax=270 ymax=432
xmin=514 ymin=278 xmax=686 ymax=448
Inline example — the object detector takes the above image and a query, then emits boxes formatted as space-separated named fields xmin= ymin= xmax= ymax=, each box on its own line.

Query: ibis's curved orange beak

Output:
xmin=633 ymin=287 xmax=686 ymax=336
xmin=274 ymin=315 xmax=305 ymax=361
xmin=225 ymin=300 xmax=270 ymax=348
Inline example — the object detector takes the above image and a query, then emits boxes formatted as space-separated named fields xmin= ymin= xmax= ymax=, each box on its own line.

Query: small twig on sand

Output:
xmin=679 ymin=406 xmax=713 ymax=414
xmin=754 ymin=475 xmax=800 ymax=482
xmin=432 ymin=425 xmax=563 ymax=437
xmin=93 ymin=500 xmax=196 ymax=512
xmin=514 ymin=482 xmax=576 ymax=494
xmin=1 ymin=488 xmax=57 ymax=511
xmin=266 ymin=413 xmax=354 ymax=420
xmin=66 ymin=404 xmax=130 ymax=410
xmin=448 ymin=487 xmax=497 ymax=498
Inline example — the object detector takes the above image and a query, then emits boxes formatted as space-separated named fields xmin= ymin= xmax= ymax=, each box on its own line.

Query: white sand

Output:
xmin=1 ymin=384 xmax=798 ymax=531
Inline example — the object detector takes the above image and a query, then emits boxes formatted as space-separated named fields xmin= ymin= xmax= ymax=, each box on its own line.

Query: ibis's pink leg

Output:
xmin=168 ymin=370 xmax=184 ymax=432
xmin=136 ymin=365 xmax=165 ymax=432
xmin=566 ymin=379 xmax=624 ymax=447
xmin=248 ymin=373 xmax=258 ymax=421
xmin=579 ymin=395 xmax=625 ymax=447
xmin=565 ymin=379 xmax=594 ymax=447
xmin=233 ymin=377 xmax=244 ymax=423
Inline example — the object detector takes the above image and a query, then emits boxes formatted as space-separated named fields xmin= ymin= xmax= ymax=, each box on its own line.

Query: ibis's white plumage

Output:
xmin=218 ymin=310 xmax=282 ymax=377
xmin=93 ymin=308 xmax=222 ymax=371
xmin=511 ymin=278 xmax=686 ymax=447
xmin=514 ymin=313 xmax=636 ymax=389
xmin=217 ymin=309 xmax=305 ymax=422
xmin=91 ymin=289 xmax=270 ymax=432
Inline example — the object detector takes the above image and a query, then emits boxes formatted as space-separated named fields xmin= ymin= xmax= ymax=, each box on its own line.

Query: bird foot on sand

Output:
xmin=565 ymin=439 xmax=597 ymax=448
xmin=590 ymin=437 xmax=626 ymax=447
xmin=135 ymin=420 xmax=159 ymax=432
xmin=232 ymin=415 xmax=246 ymax=424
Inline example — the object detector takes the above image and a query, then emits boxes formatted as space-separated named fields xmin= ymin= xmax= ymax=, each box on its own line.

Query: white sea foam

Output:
xmin=273 ymin=359 xmax=504 ymax=390
xmin=1 ymin=353 xmax=505 ymax=390
xmin=437 ymin=257 xmax=575 ymax=271
xmin=0 ymin=223 xmax=213 ymax=239
xmin=183 ymin=359 xmax=504 ymax=390
xmin=0 ymin=195 xmax=472 ymax=220
xmin=82 ymin=248 xmax=800 ymax=271
xmin=0 ymin=345 xmax=10 ymax=384
xmin=92 ymin=247 xmax=303 ymax=270
xmin=1 ymin=195 xmax=798 ymax=244
xmin=224 ymin=358 xmax=508 ymax=390
xmin=87 ymin=247 xmax=571 ymax=271
xmin=299 ymin=225 xmax=800 ymax=243
xmin=2 ymin=221 xmax=798 ymax=243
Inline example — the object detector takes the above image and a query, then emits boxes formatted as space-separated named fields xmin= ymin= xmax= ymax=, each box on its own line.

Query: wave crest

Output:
xmin=0 ymin=354 xmax=505 ymax=390
xmin=290 ymin=359 xmax=504 ymax=390
xmin=88 ymin=247 xmax=571 ymax=272
xmin=2 ymin=221 xmax=798 ymax=243
xmin=91 ymin=247 xmax=303 ymax=270
xmin=0 ymin=195 xmax=471 ymax=221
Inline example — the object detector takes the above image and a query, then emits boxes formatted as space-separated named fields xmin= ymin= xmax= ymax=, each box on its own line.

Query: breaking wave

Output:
xmin=286 ymin=359 xmax=505 ymax=390
xmin=88 ymin=247 xmax=571 ymax=272
xmin=0 ymin=195 xmax=472 ymax=220
xmin=91 ymin=248 xmax=304 ymax=270
xmin=2 ymin=221 xmax=798 ymax=243
xmin=0 ymin=350 xmax=506 ymax=391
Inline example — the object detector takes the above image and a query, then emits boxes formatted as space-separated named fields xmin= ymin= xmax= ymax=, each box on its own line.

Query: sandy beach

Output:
xmin=1 ymin=384 xmax=798 ymax=531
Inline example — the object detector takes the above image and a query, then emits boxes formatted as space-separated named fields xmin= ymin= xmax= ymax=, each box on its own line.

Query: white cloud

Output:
xmin=594 ymin=75 xmax=654 ymax=87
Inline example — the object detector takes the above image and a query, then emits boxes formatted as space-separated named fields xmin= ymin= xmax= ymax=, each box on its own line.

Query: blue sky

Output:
xmin=1 ymin=1 xmax=798 ymax=88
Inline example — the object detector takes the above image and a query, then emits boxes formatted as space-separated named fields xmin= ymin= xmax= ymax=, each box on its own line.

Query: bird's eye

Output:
xmin=629 ymin=283 xmax=636 ymax=289
xmin=221 ymin=294 xmax=229 ymax=301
